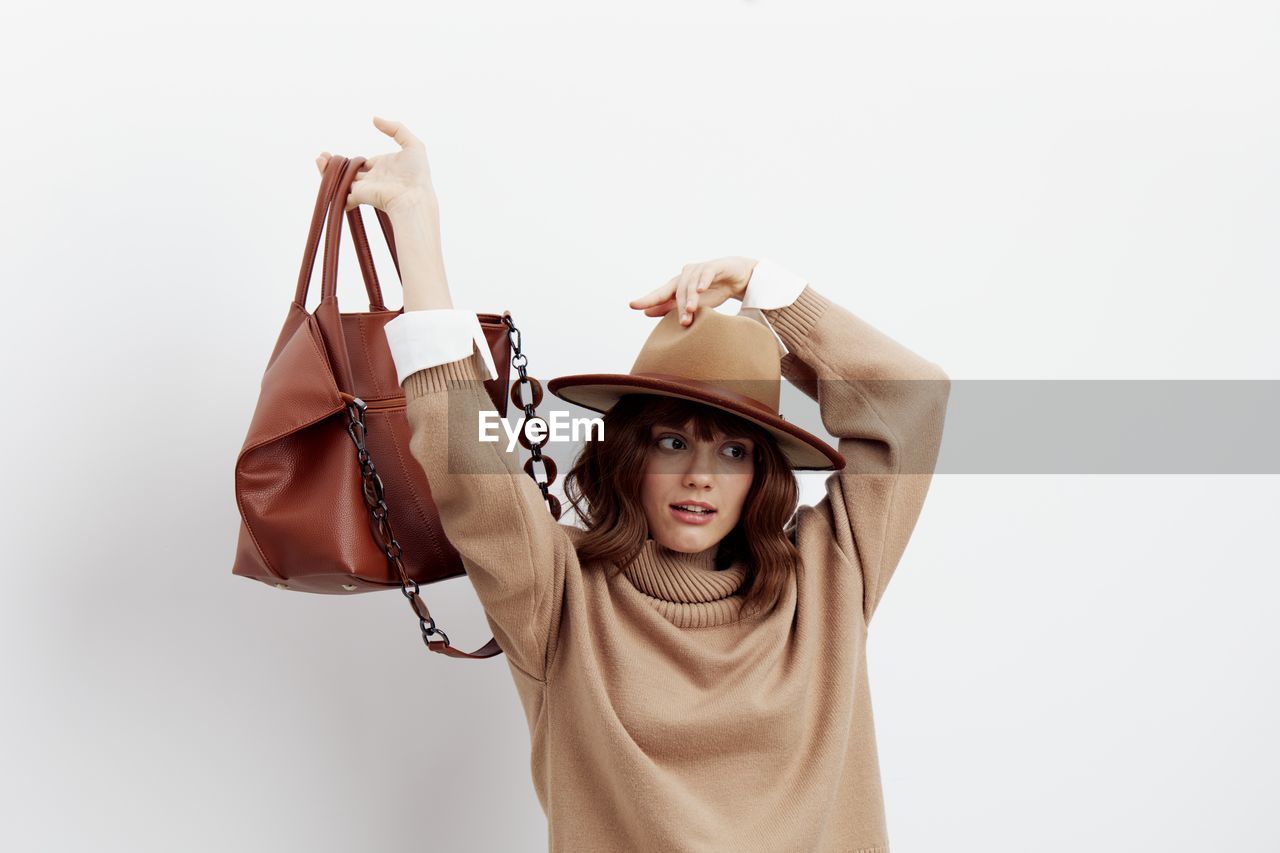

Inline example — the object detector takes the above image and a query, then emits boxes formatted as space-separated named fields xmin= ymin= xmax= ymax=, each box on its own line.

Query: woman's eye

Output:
xmin=655 ymin=435 xmax=749 ymax=460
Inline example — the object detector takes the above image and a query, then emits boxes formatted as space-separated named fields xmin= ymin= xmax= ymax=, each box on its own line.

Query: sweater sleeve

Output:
xmin=399 ymin=342 xmax=571 ymax=682
xmin=759 ymin=279 xmax=950 ymax=626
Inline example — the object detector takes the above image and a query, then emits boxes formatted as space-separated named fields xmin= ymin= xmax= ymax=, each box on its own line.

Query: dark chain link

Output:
xmin=345 ymin=397 xmax=450 ymax=652
xmin=503 ymin=313 xmax=562 ymax=520
xmin=342 ymin=313 xmax=559 ymax=655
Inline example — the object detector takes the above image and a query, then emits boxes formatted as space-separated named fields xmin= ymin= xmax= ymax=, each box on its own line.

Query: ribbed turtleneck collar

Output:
xmin=618 ymin=538 xmax=753 ymax=629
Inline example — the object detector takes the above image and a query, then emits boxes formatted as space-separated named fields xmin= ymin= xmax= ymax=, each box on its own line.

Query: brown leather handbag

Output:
xmin=231 ymin=154 xmax=562 ymax=659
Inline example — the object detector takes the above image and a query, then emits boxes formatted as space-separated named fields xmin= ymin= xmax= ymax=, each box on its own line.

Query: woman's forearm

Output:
xmin=386 ymin=191 xmax=453 ymax=312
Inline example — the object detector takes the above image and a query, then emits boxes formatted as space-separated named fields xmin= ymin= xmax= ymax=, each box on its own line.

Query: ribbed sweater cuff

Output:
xmin=760 ymin=283 xmax=830 ymax=352
xmin=401 ymin=349 xmax=488 ymax=401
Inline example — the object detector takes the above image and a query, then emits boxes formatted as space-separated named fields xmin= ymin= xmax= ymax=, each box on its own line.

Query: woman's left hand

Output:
xmin=628 ymin=256 xmax=758 ymax=327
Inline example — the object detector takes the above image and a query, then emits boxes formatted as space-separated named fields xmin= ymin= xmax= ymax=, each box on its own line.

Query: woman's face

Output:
xmin=639 ymin=420 xmax=755 ymax=554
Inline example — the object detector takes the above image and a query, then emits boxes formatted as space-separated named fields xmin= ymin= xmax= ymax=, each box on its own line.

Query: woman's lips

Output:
xmin=670 ymin=505 xmax=717 ymax=525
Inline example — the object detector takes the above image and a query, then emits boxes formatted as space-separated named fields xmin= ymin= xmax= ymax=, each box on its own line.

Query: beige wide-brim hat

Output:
xmin=546 ymin=305 xmax=845 ymax=471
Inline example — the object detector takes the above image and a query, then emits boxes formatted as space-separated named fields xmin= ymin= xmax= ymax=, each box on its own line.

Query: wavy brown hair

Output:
xmin=562 ymin=392 xmax=800 ymax=618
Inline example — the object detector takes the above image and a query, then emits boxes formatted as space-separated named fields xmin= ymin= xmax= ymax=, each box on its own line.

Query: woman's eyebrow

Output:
xmin=653 ymin=424 xmax=753 ymax=443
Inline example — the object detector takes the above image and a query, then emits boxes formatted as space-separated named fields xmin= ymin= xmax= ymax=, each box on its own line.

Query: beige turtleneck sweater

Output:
xmin=400 ymin=282 xmax=950 ymax=852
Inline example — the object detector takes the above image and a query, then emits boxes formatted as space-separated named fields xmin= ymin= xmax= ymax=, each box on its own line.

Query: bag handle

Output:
xmin=292 ymin=154 xmax=398 ymax=312
xmin=321 ymin=156 xmax=376 ymax=302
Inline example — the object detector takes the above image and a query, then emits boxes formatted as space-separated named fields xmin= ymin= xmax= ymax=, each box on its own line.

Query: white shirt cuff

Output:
xmin=735 ymin=258 xmax=809 ymax=357
xmin=383 ymin=309 xmax=500 ymax=386
xmin=741 ymin=257 xmax=809 ymax=310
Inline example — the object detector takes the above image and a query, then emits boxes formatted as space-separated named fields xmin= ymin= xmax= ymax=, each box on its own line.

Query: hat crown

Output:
xmin=543 ymin=303 xmax=845 ymax=470
xmin=630 ymin=308 xmax=782 ymax=413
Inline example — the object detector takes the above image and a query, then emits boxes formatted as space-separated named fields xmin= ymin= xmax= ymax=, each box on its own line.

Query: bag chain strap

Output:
xmin=341 ymin=313 xmax=559 ymax=655
xmin=503 ymin=314 xmax=563 ymax=521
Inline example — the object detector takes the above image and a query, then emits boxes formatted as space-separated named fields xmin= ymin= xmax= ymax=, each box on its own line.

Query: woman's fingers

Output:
xmin=345 ymin=178 xmax=375 ymax=211
xmin=686 ymin=266 xmax=717 ymax=319
xmin=686 ymin=267 xmax=708 ymax=320
xmin=629 ymin=263 xmax=729 ymax=325
xmin=677 ymin=264 xmax=706 ymax=325
xmin=352 ymin=154 xmax=379 ymax=181
xmin=372 ymin=115 xmax=422 ymax=151
xmin=628 ymin=276 xmax=678 ymax=310
xmin=642 ymin=297 xmax=677 ymax=317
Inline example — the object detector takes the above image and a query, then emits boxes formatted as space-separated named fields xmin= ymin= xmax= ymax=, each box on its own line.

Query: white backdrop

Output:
xmin=3 ymin=1 xmax=1278 ymax=851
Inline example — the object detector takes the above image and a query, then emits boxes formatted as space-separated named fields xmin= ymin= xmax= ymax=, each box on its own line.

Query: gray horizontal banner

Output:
xmin=430 ymin=379 xmax=1280 ymax=475
xmin=920 ymin=379 xmax=1280 ymax=475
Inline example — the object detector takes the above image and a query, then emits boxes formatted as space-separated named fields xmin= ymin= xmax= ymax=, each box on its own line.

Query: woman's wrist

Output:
xmin=385 ymin=189 xmax=453 ymax=311
xmin=385 ymin=186 xmax=439 ymax=219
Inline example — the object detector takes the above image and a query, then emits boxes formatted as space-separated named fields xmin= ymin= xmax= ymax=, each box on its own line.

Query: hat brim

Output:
xmin=546 ymin=373 xmax=845 ymax=471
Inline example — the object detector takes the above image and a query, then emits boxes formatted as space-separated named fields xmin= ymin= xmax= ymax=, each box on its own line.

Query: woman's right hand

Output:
xmin=315 ymin=116 xmax=437 ymax=215
xmin=628 ymin=256 xmax=758 ymax=327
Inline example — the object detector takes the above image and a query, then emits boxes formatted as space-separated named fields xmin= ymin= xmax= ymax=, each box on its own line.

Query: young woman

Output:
xmin=319 ymin=116 xmax=950 ymax=853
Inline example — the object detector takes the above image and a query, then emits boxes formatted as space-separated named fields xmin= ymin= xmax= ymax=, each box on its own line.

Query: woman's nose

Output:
xmin=683 ymin=471 xmax=712 ymax=489
xmin=682 ymin=448 xmax=716 ymax=488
